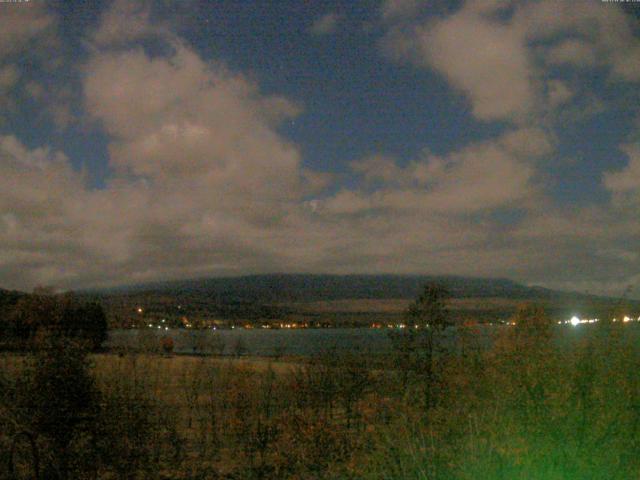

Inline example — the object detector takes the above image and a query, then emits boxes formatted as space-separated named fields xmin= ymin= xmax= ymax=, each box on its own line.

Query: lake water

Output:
xmin=107 ymin=328 xmax=397 ymax=356
xmin=106 ymin=323 xmax=639 ymax=357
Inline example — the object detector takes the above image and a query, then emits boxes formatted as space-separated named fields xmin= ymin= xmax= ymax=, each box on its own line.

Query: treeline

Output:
xmin=0 ymin=289 xmax=107 ymax=351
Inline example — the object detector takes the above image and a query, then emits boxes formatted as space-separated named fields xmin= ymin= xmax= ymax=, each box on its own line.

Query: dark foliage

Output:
xmin=15 ymin=336 xmax=99 ymax=479
xmin=390 ymin=283 xmax=451 ymax=409
xmin=7 ymin=292 xmax=107 ymax=351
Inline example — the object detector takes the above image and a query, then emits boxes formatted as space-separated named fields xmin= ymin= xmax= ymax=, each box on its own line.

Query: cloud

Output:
xmin=84 ymin=43 xmax=304 ymax=209
xmin=320 ymin=127 xmax=544 ymax=216
xmin=0 ymin=135 xmax=96 ymax=287
xmin=604 ymin=144 xmax=640 ymax=206
xmin=0 ymin=1 xmax=315 ymax=289
xmin=383 ymin=0 xmax=640 ymax=122
xmin=518 ymin=1 xmax=640 ymax=82
xmin=90 ymin=0 xmax=168 ymax=48
xmin=546 ymin=80 xmax=574 ymax=108
xmin=383 ymin=1 xmax=535 ymax=121
xmin=0 ymin=3 xmax=56 ymax=122
xmin=309 ymin=13 xmax=341 ymax=36
xmin=0 ymin=65 xmax=18 ymax=91
xmin=1 ymin=0 xmax=639 ymax=298
xmin=0 ymin=2 xmax=55 ymax=59
xmin=0 ymin=65 xmax=19 ymax=114
xmin=497 ymin=127 xmax=554 ymax=158
xmin=510 ymin=202 xmax=640 ymax=295
xmin=546 ymin=39 xmax=597 ymax=68
xmin=380 ymin=0 xmax=425 ymax=21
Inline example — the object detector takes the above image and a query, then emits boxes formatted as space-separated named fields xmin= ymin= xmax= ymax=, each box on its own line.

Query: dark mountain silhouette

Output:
xmin=87 ymin=274 xmax=620 ymax=304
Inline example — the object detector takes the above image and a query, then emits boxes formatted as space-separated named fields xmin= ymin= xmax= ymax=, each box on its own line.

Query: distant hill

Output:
xmin=81 ymin=274 xmax=640 ymax=327
xmin=90 ymin=273 xmax=614 ymax=303
xmin=4 ymin=276 xmax=637 ymax=328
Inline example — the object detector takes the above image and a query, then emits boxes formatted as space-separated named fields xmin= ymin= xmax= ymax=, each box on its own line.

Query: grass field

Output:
xmin=3 ymin=316 xmax=640 ymax=479
xmin=1 ymin=350 xmax=386 ymax=479
xmin=287 ymin=297 xmax=532 ymax=313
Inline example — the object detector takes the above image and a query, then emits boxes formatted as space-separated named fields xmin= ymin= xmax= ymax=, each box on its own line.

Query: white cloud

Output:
xmin=309 ymin=13 xmax=341 ymax=36
xmin=84 ymin=42 xmax=304 ymax=211
xmin=383 ymin=0 xmax=640 ymax=122
xmin=498 ymin=127 xmax=554 ymax=158
xmin=384 ymin=0 xmax=534 ymax=121
xmin=321 ymin=128 xmax=542 ymax=216
xmin=546 ymin=39 xmax=597 ymax=68
xmin=546 ymin=80 xmax=574 ymax=108
xmin=516 ymin=1 xmax=640 ymax=82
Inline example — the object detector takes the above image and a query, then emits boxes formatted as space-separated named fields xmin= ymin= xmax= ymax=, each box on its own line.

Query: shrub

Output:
xmin=16 ymin=335 xmax=99 ymax=479
xmin=9 ymin=292 xmax=107 ymax=351
xmin=161 ymin=336 xmax=175 ymax=355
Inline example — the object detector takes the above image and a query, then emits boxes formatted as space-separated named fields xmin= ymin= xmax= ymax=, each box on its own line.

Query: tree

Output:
xmin=405 ymin=283 xmax=451 ymax=331
xmin=18 ymin=335 xmax=99 ymax=479
xmin=58 ymin=299 xmax=108 ymax=351
xmin=511 ymin=303 xmax=553 ymax=344
xmin=10 ymin=290 xmax=58 ymax=342
xmin=491 ymin=303 xmax=558 ymax=430
xmin=390 ymin=283 xmax=451 ymax=409
xmin=9 ymin=292 xmax=108 ymax=351
xmin=0 ymin=288 xmax=23 ymax=343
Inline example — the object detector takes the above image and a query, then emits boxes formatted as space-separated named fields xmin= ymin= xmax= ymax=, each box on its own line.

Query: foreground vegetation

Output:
xmin=1 ymin=286 xmax=640 ymax=479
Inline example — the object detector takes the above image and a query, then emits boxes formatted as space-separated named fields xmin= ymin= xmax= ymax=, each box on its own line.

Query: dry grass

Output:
xmin=287 ymin=297 xmax=533 ymax=313
xmin=92 ymin=352 xmax=297 ymax=376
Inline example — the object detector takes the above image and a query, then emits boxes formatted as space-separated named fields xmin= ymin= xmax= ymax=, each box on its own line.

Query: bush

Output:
xmin=364 ymin=305 xmax=640 ymax=480
xmin=16 ymin=335 xmax=99 ymax=479
xmin=161 ymin=336 xmax=175 ymax=355
xmin=9 ymin=292 xmax=107 ymax=351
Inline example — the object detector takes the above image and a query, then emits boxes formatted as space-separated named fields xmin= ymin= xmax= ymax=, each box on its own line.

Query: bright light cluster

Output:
xmin=557 ymin=315 xmax=640 ymax=326
xmin=558 ymin=316 xmax=600 ymax=326
xmin=613 ymin=315 xmax=640 ymax=323
xmin=147 ymin=323 xmax=170 ymax=331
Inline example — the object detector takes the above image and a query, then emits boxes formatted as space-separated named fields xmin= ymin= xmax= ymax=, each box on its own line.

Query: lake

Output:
xmin=106 ymin=323 xmax=639 ymax=357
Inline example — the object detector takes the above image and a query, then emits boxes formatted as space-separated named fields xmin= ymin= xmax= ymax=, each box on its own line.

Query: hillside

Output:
xmin=91 ymin=274 xmax=598 ymax=303
xmin=81 ymin=274 xmax=639 ymax=328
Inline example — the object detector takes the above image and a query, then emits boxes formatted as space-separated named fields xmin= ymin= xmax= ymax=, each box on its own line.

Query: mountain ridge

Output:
xmin=79 ymin=273 xmax=623 ymax=304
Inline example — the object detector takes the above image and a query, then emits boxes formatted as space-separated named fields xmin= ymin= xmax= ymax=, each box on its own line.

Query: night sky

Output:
xmin=1 ymin=0 xmax=639 ymax=296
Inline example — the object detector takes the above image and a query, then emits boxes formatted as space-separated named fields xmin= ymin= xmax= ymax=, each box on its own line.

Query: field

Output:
xmin=287 ymin=297 xmax=529 ymax=313
xmin=3 ymin=315 xmax=640 ymax=479
xmin=1 ymin=349 xmax=391 ymax=479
